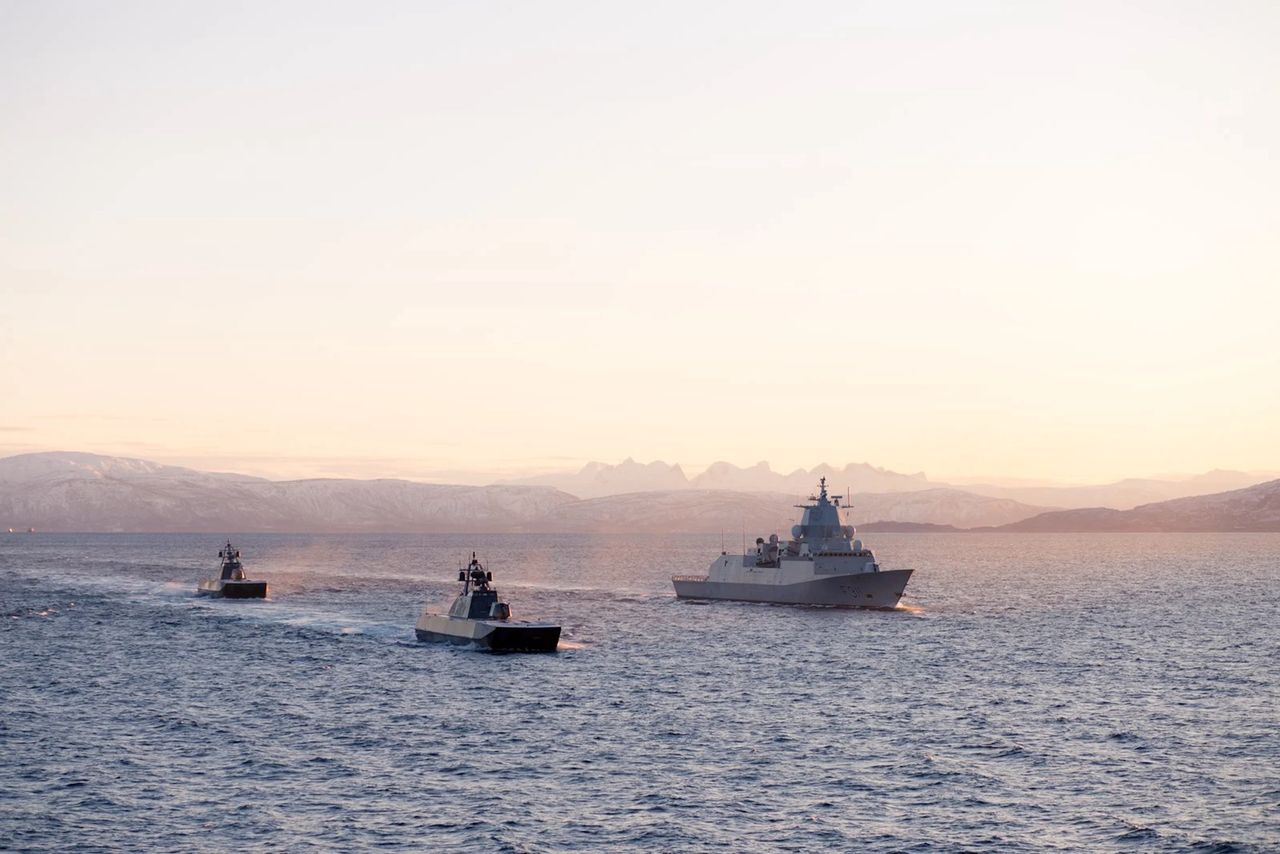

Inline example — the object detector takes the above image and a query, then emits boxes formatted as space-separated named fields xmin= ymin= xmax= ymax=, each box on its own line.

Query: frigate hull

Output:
xmin=673 ymin=568 xmax=912 ymax=609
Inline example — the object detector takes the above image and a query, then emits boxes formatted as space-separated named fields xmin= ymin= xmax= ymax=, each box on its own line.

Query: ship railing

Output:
xmin=670 ymin=575 xmax=709 ymax=583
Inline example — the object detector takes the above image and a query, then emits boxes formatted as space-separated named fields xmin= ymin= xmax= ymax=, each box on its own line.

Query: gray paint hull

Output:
xmin=673 ymin=568 xmax=912 ymax=609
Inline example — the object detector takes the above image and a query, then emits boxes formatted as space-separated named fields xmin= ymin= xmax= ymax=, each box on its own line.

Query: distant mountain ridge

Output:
xmin=4 ymin=452 xmax=1275 ymax=533
xmin=0 ymin=451 xmax=1045 ymax=533
xmin=532 ymin=487 xmax=1053 ymax=534
xmin=500 ymin=458 xmax=691 ymax=498
xmin=0 ymin=450 xmax=266 ymax=485
xmin=996 ymin=478 xmax=1280 ymax=532
xmin=502 ymin=457 xmax=1276 ymax=510
xmin=955 ymin=469 xmax=1273 ymax=511
xmin=0 ymin=452 xmax=576 ymax=533
xmin=500 ymin=458 xmax=932 ymax=499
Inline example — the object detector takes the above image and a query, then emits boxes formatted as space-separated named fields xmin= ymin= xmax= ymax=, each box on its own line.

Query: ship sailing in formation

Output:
xmin=197 ymin=541 xmax=268 ymax=599
xmin=672 ymin=478 xmax=913 ymax=608
xmin=416 ymin=553 xmax=561 ymax=652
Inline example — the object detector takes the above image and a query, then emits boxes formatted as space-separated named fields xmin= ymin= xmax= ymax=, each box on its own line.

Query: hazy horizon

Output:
xmin=2 ymin=446 xmax=1278 ymax=491
xmin=4 ymin=2 xmax=1279 ymax=485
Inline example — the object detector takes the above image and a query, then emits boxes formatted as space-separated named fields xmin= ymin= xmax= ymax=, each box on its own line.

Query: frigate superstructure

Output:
xmin=197 ymin=541 xmax=268 ymax=598
xmin=672 ymin=478 xmax=912 ymax=608
xmin=415 ymin=553 xmax=560 ymax=652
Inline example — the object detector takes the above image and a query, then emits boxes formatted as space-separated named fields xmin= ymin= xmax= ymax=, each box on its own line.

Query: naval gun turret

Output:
xmin=754 ymin=534 xmax=781 ymax=567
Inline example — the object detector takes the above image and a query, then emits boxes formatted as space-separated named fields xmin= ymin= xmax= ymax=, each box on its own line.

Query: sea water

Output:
xmin=2 ymin=533 xmax=1277 ymax=852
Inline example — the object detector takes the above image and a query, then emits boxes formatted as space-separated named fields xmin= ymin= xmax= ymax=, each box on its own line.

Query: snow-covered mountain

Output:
xmin=0 ymin=450 xmax=265 ymax=485
xmin=8 ymin=451 xmax=1269 ymax=533
xmin=0 ymin=452 xmax=576 ymax=532
xmin=0 ymin=452 xmax=1049 ymax=532
xmin=997 ymin=478 xmax=1280 ymax=532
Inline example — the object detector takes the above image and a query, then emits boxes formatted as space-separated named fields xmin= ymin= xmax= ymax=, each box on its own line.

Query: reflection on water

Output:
xmin=2 ymin=532 xmax=1278 ymax=852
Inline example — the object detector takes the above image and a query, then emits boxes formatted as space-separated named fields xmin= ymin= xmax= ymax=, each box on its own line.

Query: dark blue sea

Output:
xmin=2 ymin=533 xmax=1277 ymax=852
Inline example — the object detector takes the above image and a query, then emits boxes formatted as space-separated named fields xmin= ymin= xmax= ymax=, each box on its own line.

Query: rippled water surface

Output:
xmin=2 ymin=532 xmax=1278 ymax=852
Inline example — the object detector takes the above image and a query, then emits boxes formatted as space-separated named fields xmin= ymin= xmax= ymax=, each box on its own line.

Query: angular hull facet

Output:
xmin=414 ymin=614 xmax=560 ymax=652
xmin=196 ymin=579 xmax=268 ymax=599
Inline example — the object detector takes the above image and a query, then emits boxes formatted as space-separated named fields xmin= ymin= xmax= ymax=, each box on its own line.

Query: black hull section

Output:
xmin=222 ymin=582 xmax=268 ymax=599
xmin=415 ymin=626 xmax=561 ymax=653
xmin=198 ymin=580 xmax=268 ymax=599
xmin=485 ymin=625 xmax=560 ymax=652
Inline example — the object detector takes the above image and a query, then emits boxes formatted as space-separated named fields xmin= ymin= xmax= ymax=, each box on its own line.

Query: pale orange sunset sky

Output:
xmin=2 ymin=1 xmax=1278 ymax=484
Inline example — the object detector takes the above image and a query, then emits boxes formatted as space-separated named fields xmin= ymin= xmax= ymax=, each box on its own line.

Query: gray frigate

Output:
xmin=672 ymin=478 xmax=913 ymax=608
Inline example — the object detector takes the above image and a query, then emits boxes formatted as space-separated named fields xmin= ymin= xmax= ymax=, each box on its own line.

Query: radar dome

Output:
xmin=852 ymin=539 xmax=863 ymax=552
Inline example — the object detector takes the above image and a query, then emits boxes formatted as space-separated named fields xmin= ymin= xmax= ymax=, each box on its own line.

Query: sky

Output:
xmin=2 ymin=0 xmax=1278 ymax=485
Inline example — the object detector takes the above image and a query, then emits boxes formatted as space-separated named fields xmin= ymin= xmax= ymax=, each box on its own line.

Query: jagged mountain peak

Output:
xmin=502 ymin=457 xmax=690 ymax=498
xmin=691 ymin=460 xmax=931 ymax=495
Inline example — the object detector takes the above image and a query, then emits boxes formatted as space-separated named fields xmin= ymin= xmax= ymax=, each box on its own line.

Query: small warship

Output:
xmin=672 ymin=478 xmax=913 ymax=608
xmin=197 ymin=541 xmax=268 ymax=599
xmin=415 ymin=553 xmax=560 ymax=652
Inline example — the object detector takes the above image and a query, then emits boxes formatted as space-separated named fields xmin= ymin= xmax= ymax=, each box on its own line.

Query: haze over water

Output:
xmin=3 ymin=532 xmax=1277 ymax=851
